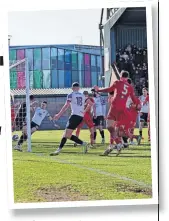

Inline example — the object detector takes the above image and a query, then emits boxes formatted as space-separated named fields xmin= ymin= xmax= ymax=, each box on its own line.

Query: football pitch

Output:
xmin=12 ymin=129 xmax=152 ymax=203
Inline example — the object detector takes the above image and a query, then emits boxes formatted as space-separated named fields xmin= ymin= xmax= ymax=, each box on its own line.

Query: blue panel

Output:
xmin=58 ymin=70 xmax=64 ymax=88
xmin=91 ymin=55 xmax=96 ymax=72
xmin=65 ymin=70 xmax=71 ymax=87
xmin=79 ymin=71 xmax=85 ymax=87
xmin=51 ymin=70 xmax=58 ymax=88
xmin=72 ymin=71 xmax=79 ymax=83
xmin=110 ymin=28 xmax=116 ymax=64
xmin=58 ymin=49 xmax=64 ymax=70
xmin=96 ymin=56 xmax=100 ymax=72
xmin=65 ymin=50 xmax=71 ymax=70
xmin=91 ymin=72 xmax=97 ymax=86
xmin=51 ymin=48 xmax=57 ymax=70
xmin=25 ymin=49 xmax=33 ymax=71
xmin=78 ymin=53 xmax=84 ymax=70
xmin=42 ymin=48 xmax=50 ymax=69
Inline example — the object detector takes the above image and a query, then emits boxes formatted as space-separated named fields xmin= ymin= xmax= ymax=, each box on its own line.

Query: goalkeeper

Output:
xmin=15 ymin=95 xmax=37 ymax=130
xmin=14 ymin=101 xmax=53 ymax=152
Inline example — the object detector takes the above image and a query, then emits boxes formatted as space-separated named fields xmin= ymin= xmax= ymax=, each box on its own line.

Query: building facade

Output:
xmin=9 ymin=44 xmax=104 ymax=90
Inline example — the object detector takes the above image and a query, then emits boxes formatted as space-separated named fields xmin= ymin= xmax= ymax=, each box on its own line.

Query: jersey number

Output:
xmin=122 ymin=84 xmax=129 ymax=95
xmin=76 ymin=97 xmax=83 ymax=106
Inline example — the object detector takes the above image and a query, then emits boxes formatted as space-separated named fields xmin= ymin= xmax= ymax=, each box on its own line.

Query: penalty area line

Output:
xmin=34 ymin=153 xmax=152 ymax=190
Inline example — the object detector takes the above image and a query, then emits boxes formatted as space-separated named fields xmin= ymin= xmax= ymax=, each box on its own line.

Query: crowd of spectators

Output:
xmin=116 ymin=44 xmax=148 ymax=95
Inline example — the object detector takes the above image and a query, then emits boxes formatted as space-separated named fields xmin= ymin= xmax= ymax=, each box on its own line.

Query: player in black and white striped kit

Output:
xmin=91 ymin=89 xmax=106 ymax=144
xmin=50 ymin=82 xmax=91 ymax=156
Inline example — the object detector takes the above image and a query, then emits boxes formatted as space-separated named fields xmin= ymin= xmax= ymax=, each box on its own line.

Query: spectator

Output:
xmin=115 ymin=44 xmax=148 ymax=96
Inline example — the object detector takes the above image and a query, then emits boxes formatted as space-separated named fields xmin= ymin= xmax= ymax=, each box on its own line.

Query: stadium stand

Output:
xmin=116 ymin=44 xmax=148 ymax=95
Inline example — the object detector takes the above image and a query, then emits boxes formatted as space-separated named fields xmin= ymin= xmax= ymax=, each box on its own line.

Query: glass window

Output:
xmin=78 ymin=53 xmax=84 ymax=70
xmin=17 ymin=49 xmax=25 ymax=60
xmin=51 ymin=70 xmax=58 ymax=88
xmin=10 ymin=71 xmax=17 ymax=89
xmin=17 ymin=72 xmax=26 ymax=89
xmin=51 ymin=48 xmax=57 ymax=70
xmin=33 ymin=70 xmax=42 ymax=88
xmin=9 ymin=50 xmax=16 ymax=61
xmin=72 ymin=51 xmax=78 ymax=70
xmin=72 ymin=71 xmax=79 ymax=83
xmin=65 ymin=50 xmax=71 ymax=70
xmin=84 ymin=54 xmax=90 ymax=66
xmin=33 ymin=48 xmax=41 ymax=70
xmin=58 ymin=70 xmax=64 ymax=88
xmin=58 ymin=49 xmax=64 ymax=70
xmin=25 ymin=49 xmax=33 ymax=71
xmin=42 ymin=48 xmax=50 ymax=70
xmin=91 ymin=55 xmax=96 ymax=72
xmin=79 ymin=70 xmax=84 ymax=87
xmin=65 ymin=70 xmax=71 ymax=88
xmin=84 ymin=71 xmax=91 ymax=87
xmin=43 ymin=70 xmax=51 ymax=88
xmin=29 ymin=71 xmax=34 ymax=89
xmin=96 ymin=56 xmax=101 ymax=72
xmin=91 ymin=72 xmax=97 ymax=86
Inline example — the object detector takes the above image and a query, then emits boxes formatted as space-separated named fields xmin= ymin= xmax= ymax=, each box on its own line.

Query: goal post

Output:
xmin=10 ymin=58 xmax=32 ymax=152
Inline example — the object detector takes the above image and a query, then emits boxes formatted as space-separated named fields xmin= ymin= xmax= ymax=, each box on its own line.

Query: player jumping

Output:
xmin=50 ymin=82 xmax=91 ymax=156
xmin=94 ymin=70 xmax=137 ymax=156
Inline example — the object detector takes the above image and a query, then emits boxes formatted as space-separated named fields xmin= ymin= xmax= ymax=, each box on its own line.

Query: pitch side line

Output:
xmin=35 ymin=153 xmax=152 ymax=189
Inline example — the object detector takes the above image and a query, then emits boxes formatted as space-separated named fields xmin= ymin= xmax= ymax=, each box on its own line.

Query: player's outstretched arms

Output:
xmin=54 ymin=101 xmax=70 ymax=120
xmin=94 ymin=81 xmax=117 ymax=93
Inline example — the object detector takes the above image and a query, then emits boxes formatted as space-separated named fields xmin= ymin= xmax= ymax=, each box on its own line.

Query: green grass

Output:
xmin=12 ymin=129 xmax=152 ymax=203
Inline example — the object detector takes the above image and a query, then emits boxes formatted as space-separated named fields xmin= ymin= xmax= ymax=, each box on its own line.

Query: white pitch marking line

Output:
xmin=35 ymin=153 xmax=152 ymax=189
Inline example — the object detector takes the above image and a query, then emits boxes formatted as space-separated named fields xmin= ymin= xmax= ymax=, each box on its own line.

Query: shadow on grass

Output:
xmin=108 ymin=155 xmax=151 ymax=158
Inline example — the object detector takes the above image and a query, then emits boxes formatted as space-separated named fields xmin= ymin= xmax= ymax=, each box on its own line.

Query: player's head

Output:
xmin=91 ymin=88 xmax=98 ymax=97
xmin=83 ymin=91 xmax=89 ymax=97
xmin=72 ymin=82 xmax=80 ymax=91
xmin=127 ymin=78 xmax=132 ymax=85
xmin=109 ymin=91 xmax=114 ymax=96
xmin=142 ymin=87 xmax=148 ymax=96
xmin=41 ymin=101 xmax=47 ymax=109
xmin=120 ymin=70 xmax=129 ymax=79
xmin=29 ymin=95 xmax=34 ymax=101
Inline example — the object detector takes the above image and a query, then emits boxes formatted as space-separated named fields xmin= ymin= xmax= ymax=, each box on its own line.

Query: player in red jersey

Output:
xmin=94 ymin=71 xmax=137 ymax=155
xmin=143 ymin=94 xmax=150 ymax=141
xmin=118 ymin=98 xmax=142 ymax=145
xmin=74 ymin=91 xmax=95 ymax=147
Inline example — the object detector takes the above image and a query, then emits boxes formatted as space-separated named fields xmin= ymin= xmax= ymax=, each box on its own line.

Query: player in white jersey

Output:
xmin=139 ymin=87 xmax=149 ymax=139
xmin=91 ymin=88 xmax=106 ymax=144
xmin=14 ymin=101 xmax=53 ymax=151
xmin=50 ymin=82 xmax=92 ymax=156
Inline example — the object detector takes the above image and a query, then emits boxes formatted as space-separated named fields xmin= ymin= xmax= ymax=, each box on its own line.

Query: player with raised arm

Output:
xmin=74 ymin=91 xmax=95 ymax=147
xmin=14 ymin=101 xmax=53 ymax=151
xmin=91 ymin=89 xmax=106 ymax=144
xmin=94 ymin=70 xmax=137 ymax=156
xmin=50 ymin=82 xmax=90 ymax=156
xmin=139 ymin=88 xmax=149 ymax=142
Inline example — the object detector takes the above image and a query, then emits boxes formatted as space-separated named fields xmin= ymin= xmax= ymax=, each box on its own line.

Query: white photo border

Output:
xmin=2 ymin=1 xmax=158 ymax=210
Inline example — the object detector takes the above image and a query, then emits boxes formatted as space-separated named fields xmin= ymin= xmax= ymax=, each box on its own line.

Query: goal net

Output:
xmin=10 ymin=59 xmax=32 ymax=152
